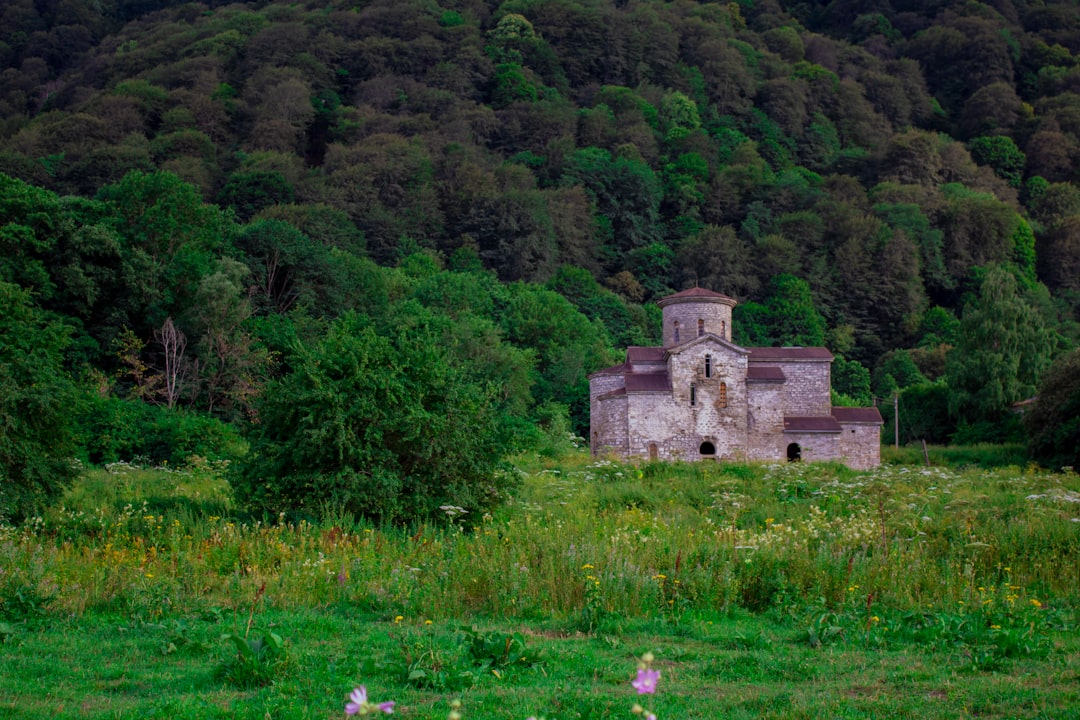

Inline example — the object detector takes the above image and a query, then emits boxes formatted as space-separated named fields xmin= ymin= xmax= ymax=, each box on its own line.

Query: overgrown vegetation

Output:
xmin=0 ymin=454 xmax=1077 ymax=717
xmin=2 ymin=1 xmax=1080 ymax=505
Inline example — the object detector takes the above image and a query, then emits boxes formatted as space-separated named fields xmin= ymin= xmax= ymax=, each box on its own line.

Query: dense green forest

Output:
xmin=2 ymin=0 xmax=1080 ymax=520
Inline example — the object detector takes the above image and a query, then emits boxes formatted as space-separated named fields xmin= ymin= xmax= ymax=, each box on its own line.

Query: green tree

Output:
xmin=0 ymin=282 xmax=78 ymax=522
xmin=946 ymin=265 xmax=1059 ymax=433
xmin=232 ymin=311 xmax=520 ymax=523
xmin=734 ymin=274 xmax=826 ymax=347
xmin=560 ymin=147 xmax=662 ymax=258
xmin=1024 ymin=348 xmax=1080 ymax=470
xmin=968 ymin=135 xmax=1026 ymax=188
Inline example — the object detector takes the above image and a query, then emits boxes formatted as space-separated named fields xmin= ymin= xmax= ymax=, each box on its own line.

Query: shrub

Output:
xmin=0 ymin=282 xmax=78 ymax=522
xmin=1025 ymin=348 xmax=1080 ymax=470
xmin=76 ymin=396 xmax=243 ymax=466
xmin=231 ymin=311 xmax=520 ymax=523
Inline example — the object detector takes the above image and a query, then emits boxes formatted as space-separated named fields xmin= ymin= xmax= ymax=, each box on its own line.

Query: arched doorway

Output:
xmin=699 ymin=441 xmax=716 ymax=456
xmin=787 ymin=443 xmax=802 ymax=462
xmin=648 ymin=443 xmax=658 ymax=460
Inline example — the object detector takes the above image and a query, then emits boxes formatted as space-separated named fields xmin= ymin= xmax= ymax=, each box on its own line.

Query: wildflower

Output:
xmin=632 ymin=668 xmax=660 ymax=695
xmin=425 ymin=620 xmax=433 ymax=625
xmin=1031 ymin=599 xmax=1043 ymax=608
xmin=581 ymin=564 xmax=594 ymax=570
xmin=394 ymin=615 xmax=404 ymax=623
xmin=345 ymin=686 xmax=395 ymax=715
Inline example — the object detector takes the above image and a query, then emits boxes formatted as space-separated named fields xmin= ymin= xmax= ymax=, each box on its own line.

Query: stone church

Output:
xmin=588 ymin=287 xmax=884 ymax=469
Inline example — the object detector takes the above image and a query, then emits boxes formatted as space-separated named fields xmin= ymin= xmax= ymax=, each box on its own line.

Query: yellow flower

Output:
xmin=991 ymin=624 xmax=1001 ymax=629
xmin=871 ymin=616 xmax=880 ymax=623
xmin=394 ymin=615 xmax=404 ymax=623
xmin=425 ymin=620 xmax=433 ymax=625
xmin=1031 ymin=599 xmax=1043 ymax=608
xmin=581 ymin=563 xmax=594 ymax=569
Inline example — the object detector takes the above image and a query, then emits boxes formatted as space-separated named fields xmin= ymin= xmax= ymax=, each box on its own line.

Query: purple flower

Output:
xmin=632 ymin=667 xmax=660 ymax=695
xmin=346 ymin=686 xmax=395 ymax=715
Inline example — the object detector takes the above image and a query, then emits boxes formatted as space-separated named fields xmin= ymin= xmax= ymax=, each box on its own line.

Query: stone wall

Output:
xmin=838 ymin=423 xmax=882 ymax=470
xmin=661 ymin=302 xmax=733 ymax=346
xmin=758 ymin=359 xmax=832 ymax=416
xmin=782 ymin=431 xmax=840 ymax=463
xmin=746 ymin=383 xmax=785 ymax=460
xmin=593 ymin=394 xmax=628 ymax=454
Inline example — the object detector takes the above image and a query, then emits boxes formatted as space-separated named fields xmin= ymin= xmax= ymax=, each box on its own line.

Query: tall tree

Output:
xmin=946 ymin=265 xmax=1059 ymax=433
xmin=0 ymin=282 xmax=78 ymax=522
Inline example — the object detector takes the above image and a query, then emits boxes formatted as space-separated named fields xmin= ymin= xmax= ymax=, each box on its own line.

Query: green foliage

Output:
xmin=968 ymin=135 xmax=1026 ymax=188
xmin=897 ymin=382 xmax=954 ymax=444
xmin=216 ymin=171 xmax=295 ymax=221
xmin=734 ymin=275 xmax=826 ymax=347
xmin=0 ymin=282 xmax=78 ymax=523
xmin=232 ymin=310 xmax=521 ymax=523
xmin=832 ymin=357 xmax=872 ymax=406
xmin=561 ymin=147 xmax=663 ymax=257
xmin=217 ymin=628 xmax=290 ymax=688
xmin=76 ymin=395 xmax=243 ymax=467
xmin=1024 ymin=348 xmax=1080 ymax=470
xmin=946 ymin=265 xmax=1059 ymax=429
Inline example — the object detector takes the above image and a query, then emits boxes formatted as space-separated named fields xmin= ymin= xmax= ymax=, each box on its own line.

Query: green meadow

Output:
xmin=1 ymin=451 xmax=1078 ymax=719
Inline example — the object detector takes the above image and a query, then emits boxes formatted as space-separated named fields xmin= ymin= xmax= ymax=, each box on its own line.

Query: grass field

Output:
xmin=1 ymin=450 xmax=1078 ymax=719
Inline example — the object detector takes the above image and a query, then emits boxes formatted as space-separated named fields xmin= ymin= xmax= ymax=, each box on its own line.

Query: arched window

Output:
xmin=699 ymin=441 xmax=716 ymax=455
xmin=673 ymin=321 xmax=680 ymax=344
xmin=718 ymin=381 xmax=727 ymax=408
xmin=704 ymin=354 xmax=712 ymax=378
xmin=697 ymin=318 xmax=705 ymax=337
xmin=690 ymin=383 xmax=696 ymax=406
xmin=721 ymin=320 xmax=727 ymax=339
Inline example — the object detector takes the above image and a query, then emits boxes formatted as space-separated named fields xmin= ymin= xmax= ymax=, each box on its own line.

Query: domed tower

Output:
xmin=657 ymin=287 xmax=737 ymax=347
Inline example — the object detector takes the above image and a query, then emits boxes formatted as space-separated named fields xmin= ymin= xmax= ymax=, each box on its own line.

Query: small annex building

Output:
xmin=588 ymin=288 xmax=884 ymax=470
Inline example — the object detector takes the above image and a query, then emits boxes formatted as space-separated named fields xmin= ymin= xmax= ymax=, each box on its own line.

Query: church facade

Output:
xmin=588 ymin=288 xmax=884 ymax=470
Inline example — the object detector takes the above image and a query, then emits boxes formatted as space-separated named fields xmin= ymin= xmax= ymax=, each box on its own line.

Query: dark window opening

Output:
xmin=787 ymin=443 xmax=802 ymax=462
xmin=673 ymin=321 xmax=680 ymax=344
xmin=718 ymin=381 xmax=728 ymax=408
xmin=690 ymin=383 xmax=696 ymax=406
xmin=705 ymin=354 xmax=712 ymax=378
xmin=699 ymin=441 xmax=716 ymax=455
xmin=721 ymin=320 xmax=726 ymax=339
xmin=698 ymin=318 xmax=705 ymax=337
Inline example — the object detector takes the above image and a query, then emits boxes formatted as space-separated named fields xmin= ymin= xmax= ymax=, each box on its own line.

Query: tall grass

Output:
xmin=2 ymin=453 xmax=1077 ymax=629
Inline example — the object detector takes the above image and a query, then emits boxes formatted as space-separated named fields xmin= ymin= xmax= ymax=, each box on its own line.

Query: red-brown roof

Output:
xmin=747 ymin=347 xmax=834 ymax=361
xmin=625 ymin=372 xmax=672 ymax=392
xmin=597 ymin=387 xmax=627 ymax=400
xmin=627 ymin=346 xmax=666 ymax=363
xmin=784 ymin=416 xmax=842 ymax=433
xmin=747 ymin=366 xmax=785 ymax=383
xmin=832 ymin=406 xmax=884 ymax=424
xmin=663 ymin=287 xmax=736 ymax=301
xmin=589 ymin=362 xmax=627 ymax=376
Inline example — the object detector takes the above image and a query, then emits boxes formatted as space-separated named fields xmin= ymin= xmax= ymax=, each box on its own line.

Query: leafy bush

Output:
xmin=1025 ymin=348 xmax=1080 ymax=470
xmin=0 ymin=282 xmax=79 ymax=522
xmin=76 ymin=396 xmax=244 ymax=467
xmin=231 ymin=311 xmax=520 ymax=523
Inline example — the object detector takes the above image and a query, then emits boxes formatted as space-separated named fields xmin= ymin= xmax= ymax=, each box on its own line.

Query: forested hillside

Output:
xmin=2 ymin=0 xmax=1079 ymax=519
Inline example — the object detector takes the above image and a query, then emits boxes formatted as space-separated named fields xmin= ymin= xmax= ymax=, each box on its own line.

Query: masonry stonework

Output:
xmin=589 ymin=288 xmax=884 ymax=469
